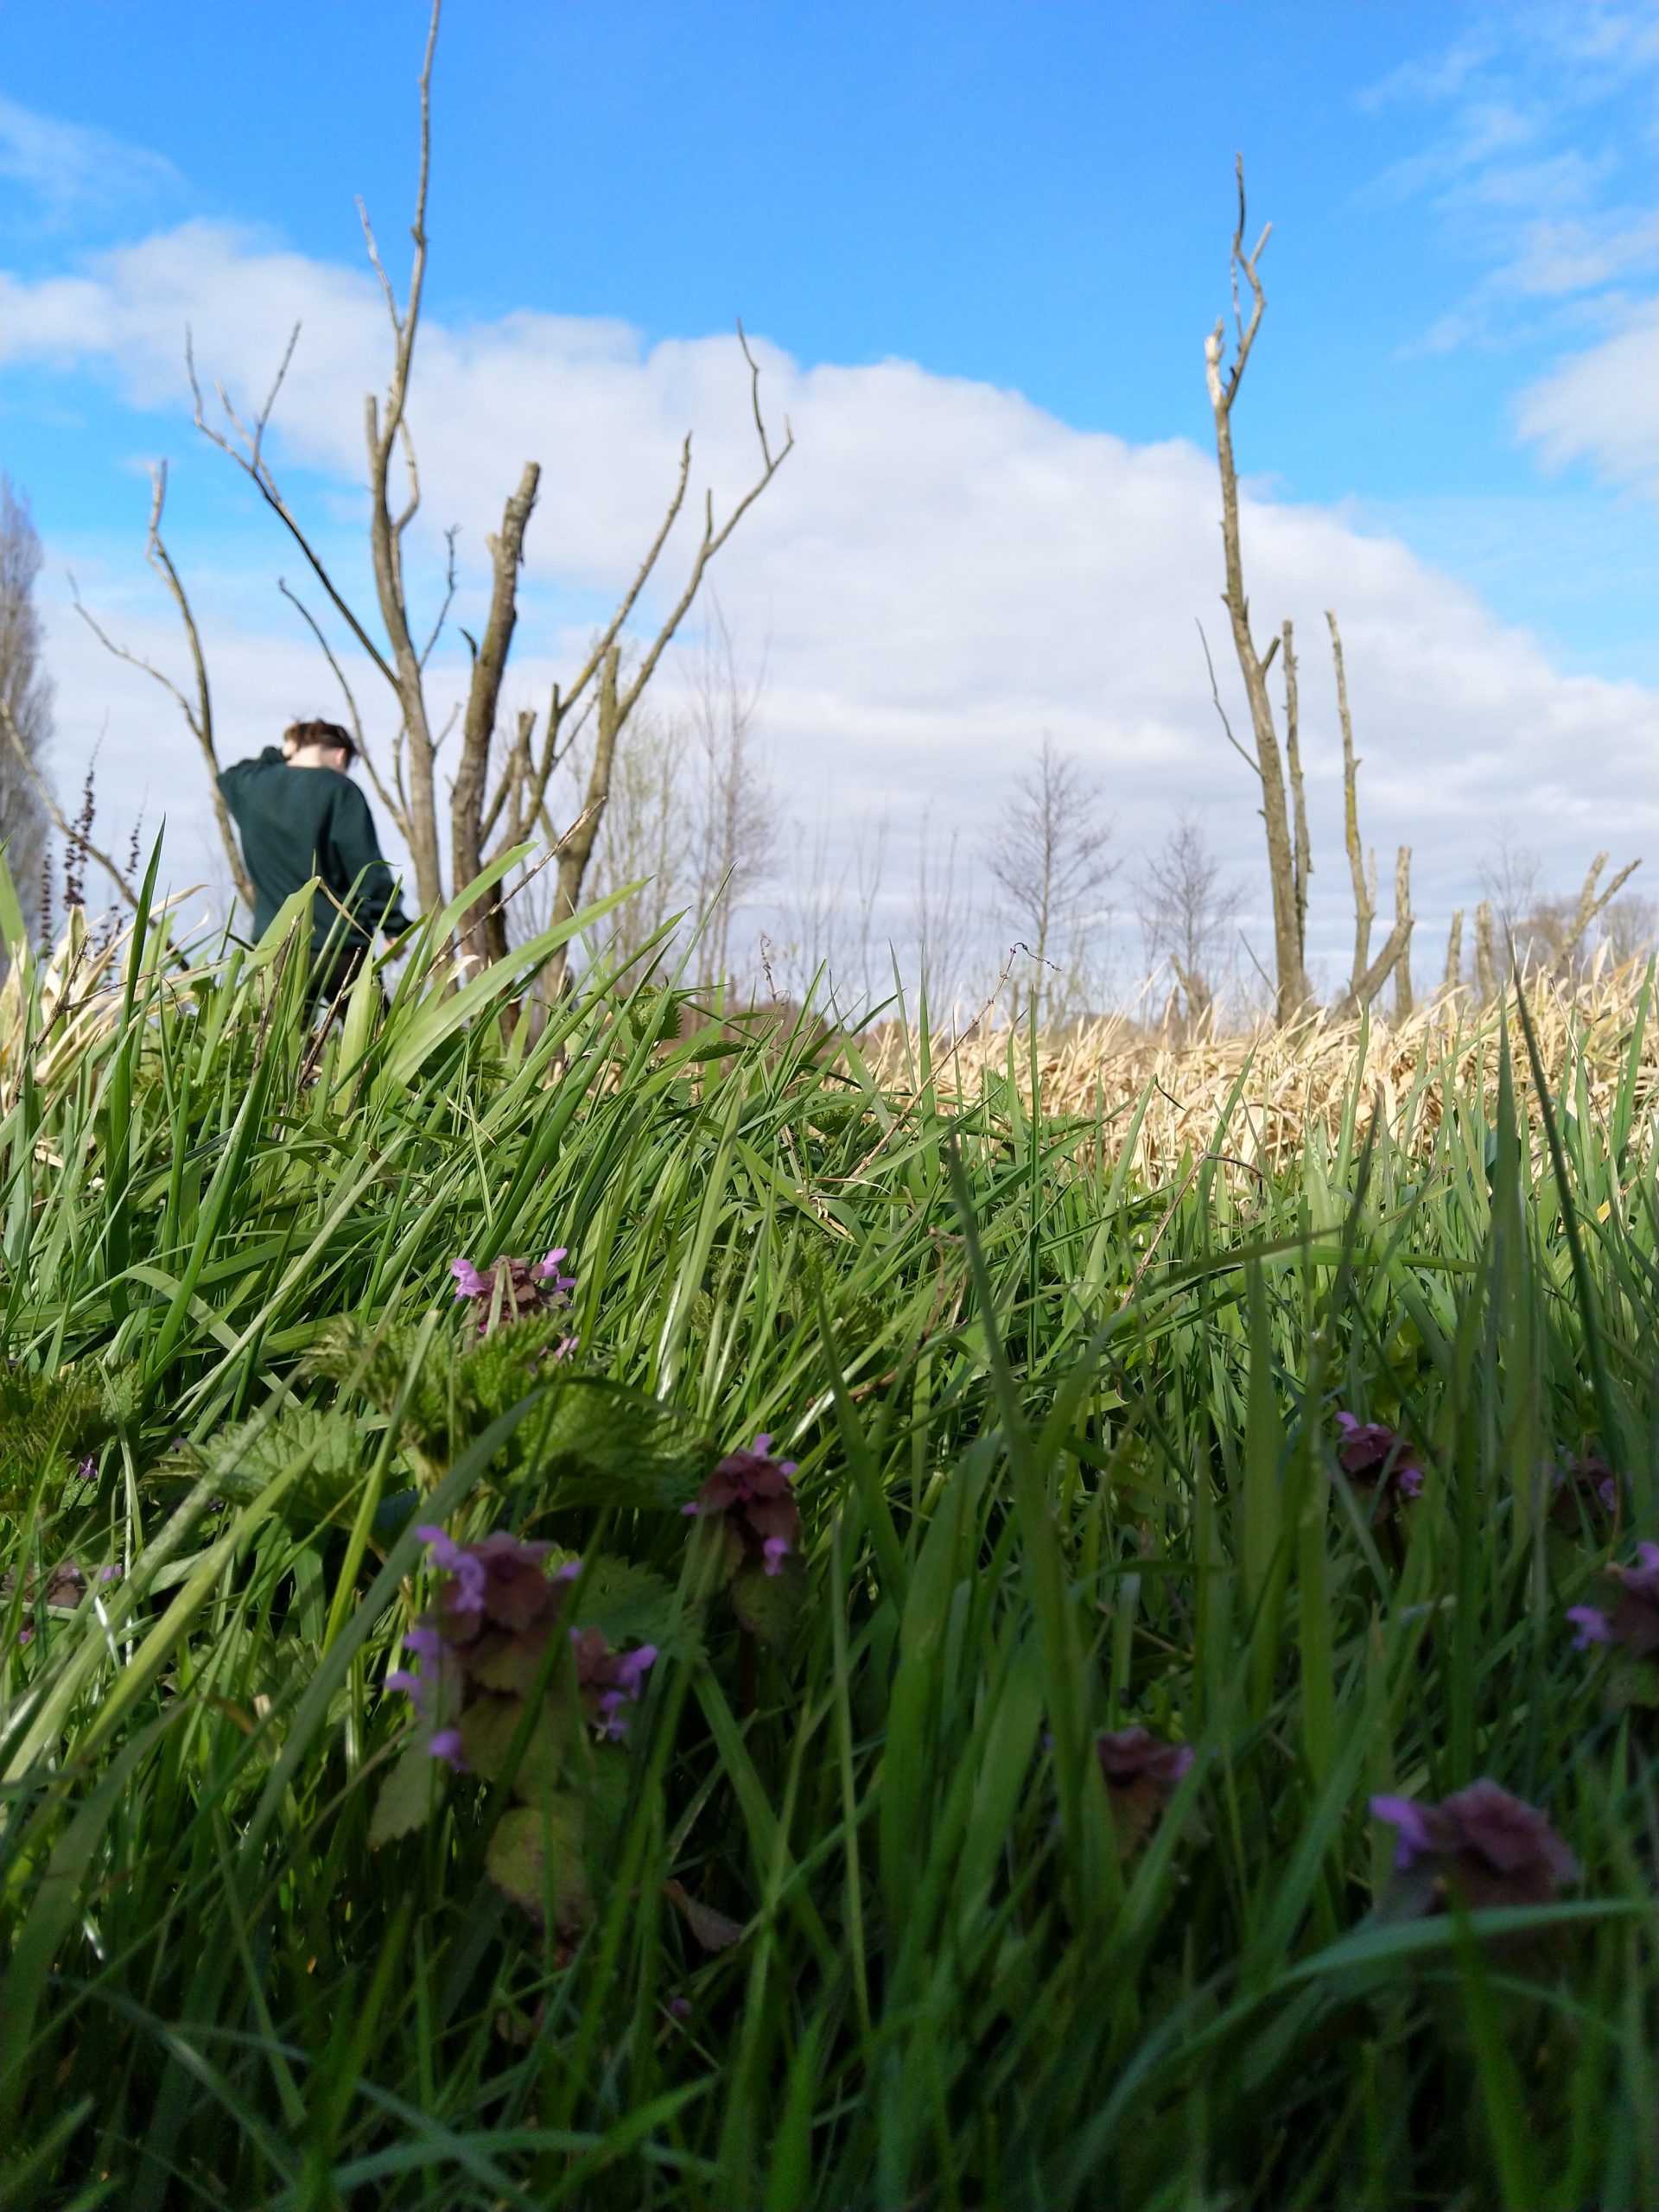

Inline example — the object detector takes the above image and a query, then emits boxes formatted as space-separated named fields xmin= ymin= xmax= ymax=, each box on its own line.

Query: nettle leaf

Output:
xmin=486 ymin=1797 xmax=589 ymax=1929
xmin=311 ymin=1319 xmax=712 ymax=1505
xmin=466 ymin=1619 xmax=559 ymax=1697
xmin=0 ymin=1363 xmax=111 ymax=1503
xmin=459 ymin=1690 xmax=572 ymax=1802
xmin=729 ymin=1556 xmax=805 ymax=1652
xmin=573 ymin=1556 xmax=678 ymax=1649
xmin=369 ymin=1731 xmax=448 ymax=1847
xmin=163 ymin=1402 xmax=392 ymax=1527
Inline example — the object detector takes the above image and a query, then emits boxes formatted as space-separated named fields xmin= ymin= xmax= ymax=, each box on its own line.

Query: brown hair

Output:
xmin=283 ymin=719 xmax=357 ymax=764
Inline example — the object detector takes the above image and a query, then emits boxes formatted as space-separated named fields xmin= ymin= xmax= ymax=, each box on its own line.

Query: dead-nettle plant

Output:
xmin=1202 ymin=157 xmax=1411 ymax=1028
xmin=100 ymin=0 xmax=791 ymax=970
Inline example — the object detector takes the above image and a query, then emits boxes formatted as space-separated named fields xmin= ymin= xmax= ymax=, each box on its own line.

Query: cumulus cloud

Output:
xmin=1516 ymin=302 xmax=1659 ymax=491
xmin=0 ymin=96 xmax=181 ymax=232
xmin=8 ymin=219 xmax=1653 ymax=984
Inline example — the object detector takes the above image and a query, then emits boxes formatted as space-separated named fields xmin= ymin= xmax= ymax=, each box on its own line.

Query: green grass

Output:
xmin=1 ymin=870 xmax=1655 ymax=2210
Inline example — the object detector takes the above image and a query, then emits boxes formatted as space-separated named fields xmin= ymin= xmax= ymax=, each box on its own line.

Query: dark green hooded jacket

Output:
xmin=218 ymin=747 xmax=411 ymax=950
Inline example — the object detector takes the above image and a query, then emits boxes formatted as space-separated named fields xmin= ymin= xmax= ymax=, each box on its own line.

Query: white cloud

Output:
xmin=1516 ymin=302 xmax=1659 ymax=490
xmin=0 ymin=96 xmax=180 ymax=232
xmin=10 ymin=220 xmax=1654 ymax=986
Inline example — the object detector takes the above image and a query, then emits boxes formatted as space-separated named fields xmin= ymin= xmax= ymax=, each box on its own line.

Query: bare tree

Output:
xmin=1599 ymin=891 xmax=1656 ymax=968
xmin=0 ymin=478 xmax=54 ymax=930
xmin=1478 ymin=835 xmax=1642 ymax=982
xmin=1136 ymin=810 xmax=1239 ymax=1028
xmin=683 ymin=601 xmax=775 ymax=992
xmin=1202 ymin=158 xmax=1309 ymax=1022
xmin=912 ymin=804 xmax=969 ymax=1015
xmin=176 ymin=0 xmax=788 ymax=971
xmin=985 ymin=734 xmax=1117 ymax=1027
xmin=583 ymin=690 xmax=692 ymax=975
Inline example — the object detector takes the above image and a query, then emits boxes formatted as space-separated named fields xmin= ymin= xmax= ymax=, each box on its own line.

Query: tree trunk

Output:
xmin=451 ymin=464 xmax=540 ymax=966
xmin=1442 ymin=908 xmax=1464 ymax=996
xmin=544 ymin=645 xmax=622 ymax=998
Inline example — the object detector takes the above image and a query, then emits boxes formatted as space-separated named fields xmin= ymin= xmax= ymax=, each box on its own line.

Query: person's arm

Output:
xmin=216 ymin=746 xmax=285 ymax=804
xmin=326 ymin=782 xmax=412 ymax=938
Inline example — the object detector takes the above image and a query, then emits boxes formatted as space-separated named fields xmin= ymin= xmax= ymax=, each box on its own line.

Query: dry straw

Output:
xmin=869 ymin=947 xmax=1656 ymax=1188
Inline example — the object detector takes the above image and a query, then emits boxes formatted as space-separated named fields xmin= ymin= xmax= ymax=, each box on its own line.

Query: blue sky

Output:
xmin=1 ymin=0 xmax=1654 ymax=982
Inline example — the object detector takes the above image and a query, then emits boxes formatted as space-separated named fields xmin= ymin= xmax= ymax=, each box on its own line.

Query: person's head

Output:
xmin=282 ymin=719 xmax=356 ymax=772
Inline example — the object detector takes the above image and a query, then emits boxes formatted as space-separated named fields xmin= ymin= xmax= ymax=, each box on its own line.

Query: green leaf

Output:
xmin=486 ymin=1797 xmax=589 ymax=1929
xmin=368 ymin=1731 xmax=447 ymax=1847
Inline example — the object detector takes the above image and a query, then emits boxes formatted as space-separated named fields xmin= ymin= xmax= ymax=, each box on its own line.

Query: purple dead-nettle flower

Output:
xmin=1567 ymin=1541 xmax=1659 ymax=1661
xmin=1370 ymin=1780 xmax=1578 ymax=1912
xmin=683 ymin=1434 xmax=803 ymax=1577
xmin=1096 ymin=1726 xmax=1194 ymax=1855
xmin=1335 ymin=1412 xmax=1424 ymax=1504
xmin=573 ymin=1629 xmax=659 ymax=1739
xmin=449 ymin=1249 xmax=577 ymax=1335
xmin=429 ymin=1727 xmax=469 ymax=1772
xmin=1551 ymin=1452 xmax=1624 ymax=1530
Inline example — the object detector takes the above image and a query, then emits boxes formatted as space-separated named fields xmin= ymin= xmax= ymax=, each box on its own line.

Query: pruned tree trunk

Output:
xmin=451 ymin=463 xmax=541 ymax=964
xmin=1282 ymin=620 xmax=1310 ymax=963
xmin=1442 ymin=907 xmax=1464 ymax=996
xmin=1333 ymin=845 xmax=1414 ymax=1020
xmin=1476 ymin=900 xmax=1497 ymax=1003
xmin=1204 ymin=159 xmax=1310 ymax=1024
xmin=1328 ymin=608 xmax=1374 ymax=995
xmin=1392 ymin=847 xmax=1414 ymax=1020
xmin=543 ymin=645 xmax=621 ymax=998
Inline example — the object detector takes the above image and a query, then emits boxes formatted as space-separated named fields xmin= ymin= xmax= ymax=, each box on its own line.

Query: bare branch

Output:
xmin=251 ymin=322 xmax=302 ymax=474
xmin=1554 ymin=851 xmax=1643 ymax=974
xmin=70 ymin=466 xmax=251 ymax=904
xmin=276 ymin=578 xmax=405 ymax=828
xmin=417 ymin=526 xmax=460 ymax=668
xmin=1196 ymin=618 xmax=1262 ymax=781
xmin=187 ymin=327 xmax=400 ymax=694
xmin=615 ymin=367 xmax=796 ymax=728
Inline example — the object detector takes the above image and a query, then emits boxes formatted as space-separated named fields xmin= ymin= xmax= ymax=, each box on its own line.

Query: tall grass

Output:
xmin=1 ymin=862 xmax=1655 ymax=2209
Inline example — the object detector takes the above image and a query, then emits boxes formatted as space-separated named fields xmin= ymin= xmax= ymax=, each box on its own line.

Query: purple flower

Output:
xmin=1370 ymin=1780 xmax=1578 ymax=1911
xmin=684 ymin=1436 xmax=803 ymax=1579
xmin=668 ymin=1994 xmax=692 ymax=2021
xmin=448 ymin=1249 xmax=577 ymax=1335
xmin=1569 ymin=1542 xmax=1659 ymax=1662
xmin=1334 ymin=1412 xmax=1424 ymax=1507
xmin=1551 ymin=1452 xmax=1625 ymax=1530
xmin=1096 ymin=1727 xmax=1194 ymax=1855
xmin=429 ymin=1728 xmax=469 ymax=1772
xmin=573 ymin=1628 xmax=658 ymax=1738
xmin=74 ymin=1455 xmax=98 ymax=1481
xmin=1567 ymin=1606 xmax=1616 ymax=1650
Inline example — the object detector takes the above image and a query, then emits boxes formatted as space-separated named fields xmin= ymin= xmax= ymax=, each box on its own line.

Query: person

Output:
xmin=219 ymin=720 xmax=412 ymax=1004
